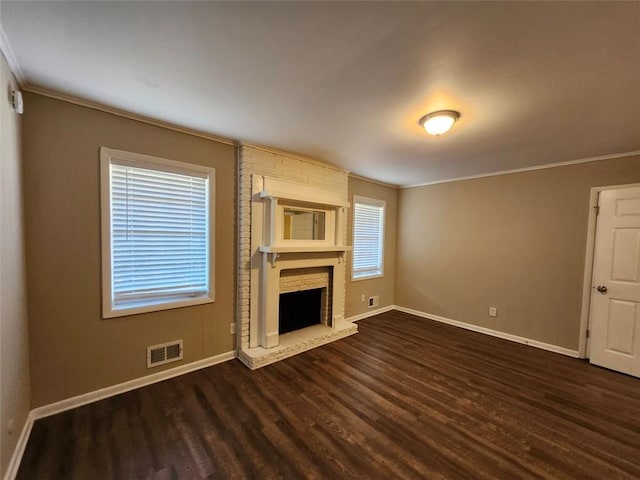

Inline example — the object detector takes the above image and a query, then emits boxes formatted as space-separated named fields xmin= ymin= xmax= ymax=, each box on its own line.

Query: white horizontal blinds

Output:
xmin=110 ymin=162 xmax=209 ymax=307
xmin=353 ymin=201 xmax=384 ymax=278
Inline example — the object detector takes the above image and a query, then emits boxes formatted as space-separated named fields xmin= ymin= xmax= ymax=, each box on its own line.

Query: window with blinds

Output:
xmin=352 ymin=196 xmax=385 ymax=280
xmin=100 ymin=148 xmax=215 ymax=318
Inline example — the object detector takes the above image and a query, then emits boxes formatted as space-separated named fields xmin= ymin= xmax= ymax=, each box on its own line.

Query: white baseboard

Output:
xmin=394 ymin=306 xmax=579 ymax=358
xmin=3 ymin=412 xmax=34 ymax=480
xmin=4 ymin=350 xmax=236 ymax=480
xmin=31 ymin=350 xmax=237 ymax=420
xmin=345 ymin=304 xmax=395 ymax=323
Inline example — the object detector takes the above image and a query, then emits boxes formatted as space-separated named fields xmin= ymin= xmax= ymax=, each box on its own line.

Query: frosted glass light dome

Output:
xmin=419 ymin=110 xmax=460 ymax=136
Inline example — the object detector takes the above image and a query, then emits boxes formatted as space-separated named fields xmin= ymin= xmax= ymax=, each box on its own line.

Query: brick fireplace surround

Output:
xmin=237 ymin=145 xmax=357 ymax=368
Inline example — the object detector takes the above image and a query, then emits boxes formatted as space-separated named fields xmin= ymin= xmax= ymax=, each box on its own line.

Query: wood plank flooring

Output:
xmin=18 ymin=311 xmax=640 ymax=479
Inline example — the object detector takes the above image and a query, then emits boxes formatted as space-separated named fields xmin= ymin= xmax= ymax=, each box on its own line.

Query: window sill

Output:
xmin=103 ymin=295 xmax=214 ymax=319
xmin=351 ymin=273 xmax=384 ymax=282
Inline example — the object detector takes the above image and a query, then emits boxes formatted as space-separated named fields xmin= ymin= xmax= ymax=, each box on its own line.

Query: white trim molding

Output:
xmin=403 ymin=151 xmax=640 ymax=189
xmin=3 ymin=413 xmax=34 ymax=480
xmin=577 ymin=182 xmax=640 ymax=359
xmin=346 ymin=304 xmax=395 ymax=323
xmin=100 ymin=147 xmax=216 ymax=319
xmin=31 ymin=350 xmax=236 ymax=420
xmin=352 ymin=195 xmax=386 ymax=281
xmin=260 ymin=175 xmax=349 ymax=208
xmin=348 ymin=173 xmax=399 ymax=189
xmin=394 ymin=306 xmax=579 ymax=358
xmin=23 ymin=85 xmax=236 ymax=146
xmin=0 ymin=26 xmax=25 ymax=87
xmin=3 ymin=351 xmax=236 ymax=480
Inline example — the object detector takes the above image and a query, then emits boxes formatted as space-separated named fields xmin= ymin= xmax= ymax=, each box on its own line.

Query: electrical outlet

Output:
xmin=489 ymin=307 xmax=497 ymax=317
xmin=361 ymin=294 xmax=366 ymax=303
xmin=229 ymin=323 xmax=236 ymax=335
xmin=368 ymin=296 xmax=379 ymax=308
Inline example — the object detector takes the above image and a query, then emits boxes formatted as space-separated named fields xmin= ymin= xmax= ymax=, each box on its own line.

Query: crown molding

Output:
xmin=349 ymin=172 xmax=399 ymax=189
xmin=402 ymin=150 xmax=640 ymax=189
xmin=0 ymin=25 xmax=25 ymax=86
xmin=23 ymin=85 xmax=236 ymax=146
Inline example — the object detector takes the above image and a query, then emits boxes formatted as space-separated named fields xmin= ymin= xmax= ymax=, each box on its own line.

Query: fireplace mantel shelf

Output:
xmin=259 ymin=245 xmax=352 ymax=268
xmin=259 ymin=246 xmax=352 ymax=254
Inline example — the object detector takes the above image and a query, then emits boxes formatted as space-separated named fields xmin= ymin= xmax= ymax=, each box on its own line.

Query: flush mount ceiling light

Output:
xmin=419 ymin=110 xmax=460 ymax=136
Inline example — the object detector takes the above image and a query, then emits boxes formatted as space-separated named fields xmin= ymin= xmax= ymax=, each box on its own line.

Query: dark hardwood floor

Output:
xmin=18 ymin=311 xmax=640 ymax=479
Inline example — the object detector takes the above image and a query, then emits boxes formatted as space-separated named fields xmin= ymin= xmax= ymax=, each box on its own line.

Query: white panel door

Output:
xmin=589 ymin=187 xmax=640 ymax=377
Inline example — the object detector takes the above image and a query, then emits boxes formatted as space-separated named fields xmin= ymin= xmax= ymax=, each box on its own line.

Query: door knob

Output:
xmin=596 ymin=285 xmax=608 ymax=293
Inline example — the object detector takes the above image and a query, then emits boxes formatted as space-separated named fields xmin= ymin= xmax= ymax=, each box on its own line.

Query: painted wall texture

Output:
xmin=0 ymin=52 xmax=30 ymax=476
xmin=346 ymin=176 xmax=398 ymax=318
xmin=396 ymin=155 xmax=640 ymax=350
xmin=22 ymin=93 xmax=236 ymax=407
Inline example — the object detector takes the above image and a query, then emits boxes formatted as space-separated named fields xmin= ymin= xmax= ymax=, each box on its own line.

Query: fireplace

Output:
xmin=279 ymin=288 xmax=323 ymax=334
xmin=279 ymin=266 xmax=332 ymax=333
xmin=237 ymin=146 xmax=358 ymax=369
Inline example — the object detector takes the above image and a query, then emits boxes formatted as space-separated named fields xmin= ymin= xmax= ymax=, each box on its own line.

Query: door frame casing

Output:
xmin=578 ymin=182 xmax=640 ymax=358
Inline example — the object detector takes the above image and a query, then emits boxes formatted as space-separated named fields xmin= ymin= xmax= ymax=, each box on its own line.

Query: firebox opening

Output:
xmin=279 ymin=288 xmax=323 ymax=334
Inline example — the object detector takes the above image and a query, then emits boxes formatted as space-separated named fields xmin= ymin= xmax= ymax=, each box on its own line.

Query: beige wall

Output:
xmin=396 ymin=155 xmax=640 ymax=350
xmin=23 ymin=93 xmax=236 ymax=407
xmin=346 ymin=176 xmax=398 ymax=318
xmin=0 ymin=53 xmax=30 ymax=476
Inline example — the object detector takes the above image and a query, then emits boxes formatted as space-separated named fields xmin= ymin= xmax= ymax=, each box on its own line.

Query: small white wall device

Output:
xmin=12 ymin=90 xmax=23 ymax=114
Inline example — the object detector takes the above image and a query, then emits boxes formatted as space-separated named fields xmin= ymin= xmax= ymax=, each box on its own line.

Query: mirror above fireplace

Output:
xmin=283 ymin=207 xmax=326 ymax=241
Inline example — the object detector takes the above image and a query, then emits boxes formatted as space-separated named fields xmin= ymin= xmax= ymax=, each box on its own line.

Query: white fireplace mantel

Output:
xmin=258 ymin=176 xmax=349 ymax=208
xmin=239 ymin=154 xmax=357 ymax=370
xmin=259 ymin=245 xmax=352 ymax=268
xmin=259 ymin=246 xmax=351 ymax=253
xmin=257 ymin=176 xmax=350 ymax=252
xmin=248 ymin=174 xmax=355 ymax=349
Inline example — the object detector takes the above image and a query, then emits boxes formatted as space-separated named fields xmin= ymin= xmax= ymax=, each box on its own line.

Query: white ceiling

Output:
xmin=1 ymin=1 xmax=639 ymax=186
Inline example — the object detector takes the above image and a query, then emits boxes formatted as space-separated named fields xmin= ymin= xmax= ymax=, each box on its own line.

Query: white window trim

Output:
xmin=100 ymin=147 xmax=215 ymax=318
xmin=351 ymin=195 xmax=385 ymax=282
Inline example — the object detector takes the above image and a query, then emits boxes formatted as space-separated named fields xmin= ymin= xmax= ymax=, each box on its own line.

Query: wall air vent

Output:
xmin=147 ymin=340 xmax=183 ymax=368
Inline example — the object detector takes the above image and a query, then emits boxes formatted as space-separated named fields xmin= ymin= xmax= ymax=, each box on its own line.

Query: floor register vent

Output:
xmin=147 ymin=340 xmax=183 ymax=368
